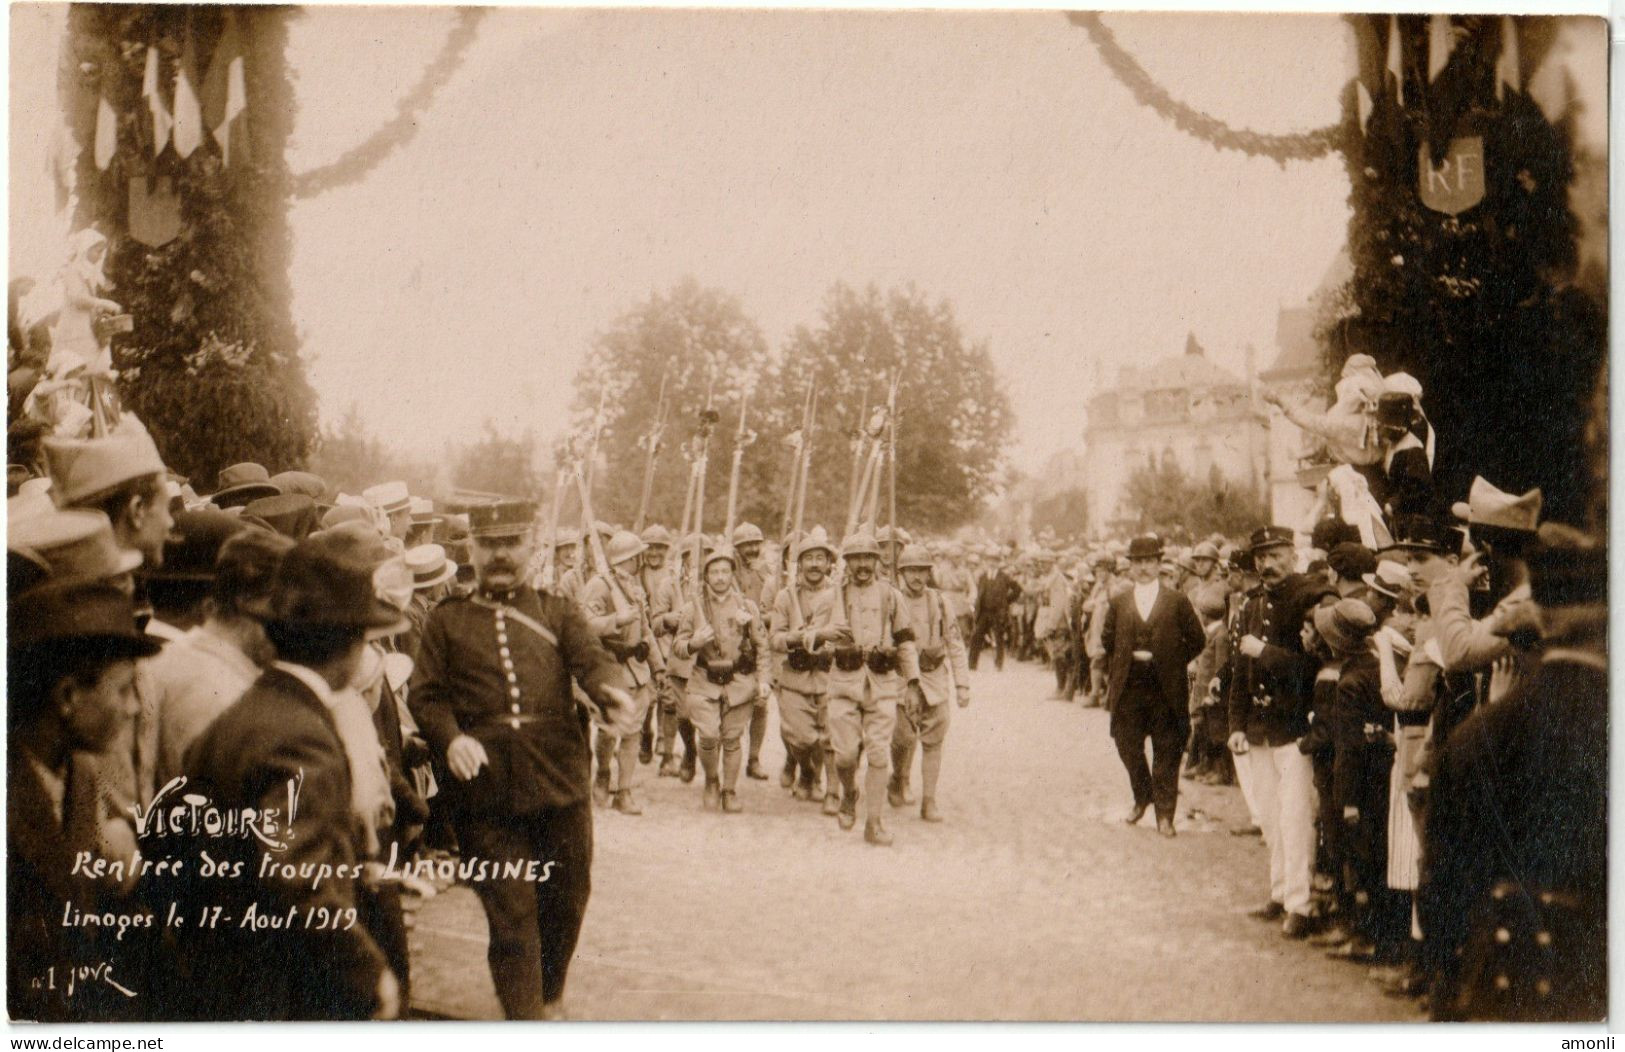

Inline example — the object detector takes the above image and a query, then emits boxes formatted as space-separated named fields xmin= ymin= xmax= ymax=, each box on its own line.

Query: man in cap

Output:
xmin=826 ymin=528 xmax=921 ymax=846
xmin=730 ymin=522 xmax=774 ymax=780
xmin=1100 ymin=534 xmax=1205 ymax=838
xmin=768 ymin=525 xmax=845 ymax=807
xmin=1420 ymin=523 xmax=1605 ymax=1021
xmin=174 ymin=531 xmax=409 ymax=1019
xmin=890 ymin=544 xmax=971 ymax=821
xmin=208 ymin=462 xmax=281 ymax=510
xmin=1225 ymin=525 xmax=1320 ymax=935
xmin=408 ymin=497 xmax=635 ymax=1019
xmin=673 ymin=545 xmax=771 ymax=812
xmin=580 ymin=529 xmax=665 ymax=814
xmin=8 ymin=584 xmax=159 ymax=1022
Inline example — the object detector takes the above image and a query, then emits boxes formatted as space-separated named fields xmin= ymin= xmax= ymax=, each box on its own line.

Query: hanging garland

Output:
xmin=292 ymin=8 xmax=487 ymax=199
xmin=1066 ymin=12 xmax=1346 ymax=166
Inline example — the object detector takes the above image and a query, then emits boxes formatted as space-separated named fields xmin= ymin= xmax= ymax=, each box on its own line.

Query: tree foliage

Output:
xmin=67 ymin=5 xmax=316 ymax=491
xmin=1122 ymin=455 xmax=1266 ymax=543
xmin=451 ymin=421 xmax=543 ymax=500
xmin=1031 ymin=486 xmax=1090 ymax=543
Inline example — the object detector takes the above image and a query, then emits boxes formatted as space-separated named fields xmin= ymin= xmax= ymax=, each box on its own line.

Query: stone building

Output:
xmin=1082 ymin=333 xmax=1268 ymax=537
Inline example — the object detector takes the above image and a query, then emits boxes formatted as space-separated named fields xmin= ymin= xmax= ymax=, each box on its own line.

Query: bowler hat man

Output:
xmin=1100 ymin=534 xmax=1205 ymax=837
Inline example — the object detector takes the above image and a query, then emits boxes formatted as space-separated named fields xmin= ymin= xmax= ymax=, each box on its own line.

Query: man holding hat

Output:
xmin=1100 ymin=534 xmax=1205 ymax=838
xmin=580 ymin=529 xmax=665 ymax=814
xmin=673 ymin=545 xmax=771 ymax=812
xmin=174 ymin=531 xmax=408 ymax=1019
xmin=1225 ymin=525 xmax=1320 ymax=932
xmin=769 ymin=525 xmax=844 ymax=807
xmin=408 ymin=497 xmax=635 ymax=1019
xmin=890 ymin=544 xmax=972 ymax=821
xmin=827 ymin=527 xmax=921 ymax=846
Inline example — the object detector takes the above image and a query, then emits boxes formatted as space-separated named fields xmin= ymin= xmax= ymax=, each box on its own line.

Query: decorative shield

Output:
xmin=129 ymin=175 xmax=182 ymax=247
xmin=1418 ymin=136 xmax=1486 ymax=216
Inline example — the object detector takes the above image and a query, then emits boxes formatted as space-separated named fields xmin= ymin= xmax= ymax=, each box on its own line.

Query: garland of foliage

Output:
xmin=69 ymin=4 xmax=316 ymax=490
xmin=1066 ymin=12 xmax=1346 ymax=165
xmin=291 ymin=8 xmax=485 ymax=199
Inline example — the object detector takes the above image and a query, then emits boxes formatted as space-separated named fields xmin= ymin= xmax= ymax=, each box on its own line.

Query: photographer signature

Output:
xmin=31 ymin=961 xmax=136 ymax=1000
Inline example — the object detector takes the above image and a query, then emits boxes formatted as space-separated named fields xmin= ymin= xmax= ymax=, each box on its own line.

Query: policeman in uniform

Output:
xmin=580 ymin=530 xmax=665 ymax=814
xmin=673 ymin=545 xmax=771 ymax=812
xmin=827 ymin=528 xmax=920 ymax=846
xmin=730 ymin=522 xmax=773 ymax=780
xmin=408 ymin=498 xmax=635 ymax=1020
xmin=889 ymin=544 xmax=971 ymax=821
xmin=768 ymin=525 xmax=843 ymax=806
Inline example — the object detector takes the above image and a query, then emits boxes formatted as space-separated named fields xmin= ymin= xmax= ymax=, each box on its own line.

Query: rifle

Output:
xmin=780 ymin=378 xmax=814 ymax=538
xmin=886 ymin=370 xmax=900 ymax=580
xmin=633 ymin=361 xmax=673 ymax=534
xmin=540 ymin=456 xmax=570 ymax=589
xmin=690 ymin=378 xmax=720 ymax=598
xmin=580 ymin=387 xmax=609 ymax=523
xmin=845 ymin=402 xmax=888 ymax=537
xmin=722 ymin=386 xmax=755 ymax=542
xmin=846 ymin=383 xmax=870 ymax=519
xmin=574 ymin=464 xmax=663 ymax=677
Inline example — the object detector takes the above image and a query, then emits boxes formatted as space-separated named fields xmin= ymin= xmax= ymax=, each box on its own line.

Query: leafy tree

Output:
xmin=570 ymin=278 xmax=773 ymax=530
xmin=1031 ymin=487 xmax=1090 ymax=543
xmin=1122 ymin=455 xmax=1265 ymax=543
xmin=450 ymin=420 xmax=543 ymax=500
xmin=66 ymin=5 xmax=316 ymax=490
xmin=770 ymin=283 xmax=1014 ymax=536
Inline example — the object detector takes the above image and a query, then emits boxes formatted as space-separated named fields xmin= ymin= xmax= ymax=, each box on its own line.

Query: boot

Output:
xmin=746 ymin=758 xmax=769 ymax=781
xmin=864 ymin=764 xmax=889 ymax=829
xmin=613 ymin=788 xmax=643 ymax=815
xmin=920 ymin=797 xmax=943 ymax=823
xmin=920 ymin=745 xmax=944 ymax=815
xmin=592 ymin=731 xmax=615 ymax=807
xmin=657 ymin=704 xmax=678 ymax=765
xmin=702 ymin=777 xmax=721 ymax=811
xmin=746 ymin=705 xmax=768 ymax=779
xmin=658 ymin=753 xmax=681 ymax=778
xmin=780 ymin=755 xmax=796 ymax=789
xmin=721 ymin=741 xmax=743 ymax=798
xmin=678 ymin=719 xmax=698 ymax=783
xmin=638 ymin=708 xmax=654 ymax=765
xmin=837 ymin=768 xmax=858 ymax=830
xmin=793 ymin=756 xmax=817 ymax=801
xmin=864 ymin=816 xmax=894 ymax=846
xmin=720 ymin=791 xmax=742 ymax=813
xmin=592 ymin=770 xmax=611 ymax=809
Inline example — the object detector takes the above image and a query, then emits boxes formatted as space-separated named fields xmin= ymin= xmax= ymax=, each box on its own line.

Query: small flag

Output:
xmin=201 ymin=12 xmax=248 ymax=165
xmin=1427 ymin=14 xmax=1455 ymax=83
xmin=1385 ymin=14 xmax=1404 ymax=107
xmin=172 ymin=27 xmax=203 ymax=158
xmin=1495 ymin=16 xmax=1521 ymax=101
xmin=142 ymin=45 xmax=172 ymax=156
xmin=93 ymin=92 xmax=117 ymax=170
xmin=1356 ymin=81 xmax=1374 ymax=134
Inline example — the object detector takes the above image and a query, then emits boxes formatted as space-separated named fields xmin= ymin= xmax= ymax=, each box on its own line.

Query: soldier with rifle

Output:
xmin=672 ymin=545 xmax=771 ymax=812
xmin=640 ymin=523 xmax=694 ymax=777
xmin=890 ymin=544 xmax=972 ymax=821
xmin=580 ymin=527 xmax=666 ymax=814
xmin=768 ymin=525 xmax=845 ymax=807
xmin=730 ymin=521 xmax=773 ymax=780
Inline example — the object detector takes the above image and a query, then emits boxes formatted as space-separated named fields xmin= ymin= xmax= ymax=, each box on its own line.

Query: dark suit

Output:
xmin=165 ymin=668 xmax=388 ymax=1020
xmin=971 ymin=570 xmax=1021 ymax=670
xmin=1101 ymin=583 xmax=1205 ymax=819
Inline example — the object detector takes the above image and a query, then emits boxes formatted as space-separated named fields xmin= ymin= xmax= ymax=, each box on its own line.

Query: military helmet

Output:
xmin=796 ymin=525 xmax=836 ymax=561
xmin=897 ymin=544 xmax=934 ymax=570
xmin=640 ymin=523 xmax=673 ymax=548
xmin=703 ymin=544 xmax=738 ymax=571
xmin=605 ymin=530 xmax=647 ymax=566
xmin=732 ymin=522 xmax=764 ymax=546
xmin=552 ymin=527 xmax=581 ymax=549
xmin=841 ymin=528 xmax=881 ymax=560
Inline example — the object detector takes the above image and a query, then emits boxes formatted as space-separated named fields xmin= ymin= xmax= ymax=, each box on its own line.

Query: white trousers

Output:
xmin=1247 ymin=742 xmax=1317 ymax=916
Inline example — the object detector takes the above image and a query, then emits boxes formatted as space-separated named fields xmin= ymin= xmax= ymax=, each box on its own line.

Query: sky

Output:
xmin=8 ymin=7 xmax=1609 ymax=475
xmin=276 ymin=8 xmax=1355 ymax=472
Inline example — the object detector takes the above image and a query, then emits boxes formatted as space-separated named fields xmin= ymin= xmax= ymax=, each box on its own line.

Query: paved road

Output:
xmin=407 ymin=660 xmax=1422 ymax=1021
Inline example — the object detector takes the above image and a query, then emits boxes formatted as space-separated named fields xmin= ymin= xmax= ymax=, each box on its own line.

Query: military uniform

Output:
xmin=580 ymin=537 xmax=665 ymax=813
xmin=673 ymin=554 xmax=770 ymax=811
xmin=890 ymin=551 xmax=971 ymax=821
xmin=409 ymin=500 xmax=631 ymax=1019
xmin=768 ymin=550 xmax=839 ymax=805
xmin=827 ymin=532 xmax=920 ymax=843
xmin=732 ymin=549 xmax=773 ymax=779
xmin=1034 ymin=563 xmax=1074 ymax=696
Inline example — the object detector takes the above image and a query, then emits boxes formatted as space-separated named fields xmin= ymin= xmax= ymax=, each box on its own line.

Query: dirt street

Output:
xmin=408 ymin=660 xmax=1422 ymax=1021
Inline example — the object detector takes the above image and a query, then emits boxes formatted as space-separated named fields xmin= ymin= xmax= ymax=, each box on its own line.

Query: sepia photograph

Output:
xmin=5 ymin=1 xmax=1610 ymax=1028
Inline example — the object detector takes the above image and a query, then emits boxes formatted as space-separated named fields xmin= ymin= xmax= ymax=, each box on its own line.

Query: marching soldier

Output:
xmin=729 ymin=522 xmax=774 ymax=780
xmin=673 ymin=545 xmax=771 ymax=812
xmin=937 ymin=544 xmax=977 ymax=644
xmin=548 ymin=527 xmax=583 ymax=604
xmin=580 ymin=530 xmax=666 ymax=814
xmin=1034 ymin=551 xmax=1075 ymax=699
xmin=407 ymin=498 xmax=636 ymax=1019
xmin=768 ymin=525 xmax=844 ymax=807
xmin=889 ymin=545 xmax=971 ymax=822
xmin=827 ymin=528 xmax=920 ymax=846
xmin=876 ymin=524 xmax=910 ymax=583
xmin=639 ymin=524 xmax=680 ymax=768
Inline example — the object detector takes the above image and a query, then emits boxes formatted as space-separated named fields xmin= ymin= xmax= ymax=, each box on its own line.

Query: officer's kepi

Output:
xmin=468 ymin=499 xmax=537 ymax=539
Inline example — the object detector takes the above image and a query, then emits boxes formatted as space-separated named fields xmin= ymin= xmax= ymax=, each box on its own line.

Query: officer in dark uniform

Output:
xmin=409 ymin=498 xmax=635 ymax=1020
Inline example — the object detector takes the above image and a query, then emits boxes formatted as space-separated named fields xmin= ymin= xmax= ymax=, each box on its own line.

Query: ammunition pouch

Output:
xmin=703 ymin=660 xmax=736 ymax=686
xmin=833 ymin=647 xmax=865 ymax=672
xmin=787 ymin=647 xmax=833 ymax=673
xmin=918 ymin=647 xmax=946 ymax=673
xmin=605 ymin=638 xmax=649 ymax=664
xmin=865 ymin=648 xmax=898 ymax=676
